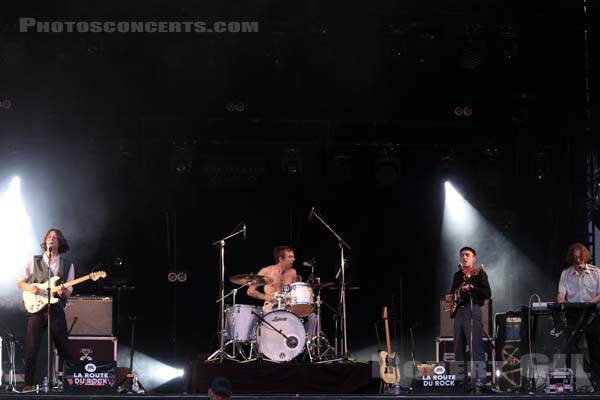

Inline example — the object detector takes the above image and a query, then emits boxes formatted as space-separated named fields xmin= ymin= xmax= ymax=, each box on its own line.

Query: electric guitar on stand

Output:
xmin=379 ymin=306 xmax=401 ymax=385
xmin=23 ymin=271 xmax=106 ymax=313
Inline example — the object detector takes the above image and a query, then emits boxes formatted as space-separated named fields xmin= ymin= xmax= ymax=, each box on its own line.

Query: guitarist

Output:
xmin=444 ymin=246 xmax=491 ymax=393
xmin=16 ymin=228 xmax=74 ymax=391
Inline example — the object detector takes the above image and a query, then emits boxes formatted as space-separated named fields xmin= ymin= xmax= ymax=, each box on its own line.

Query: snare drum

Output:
xmin=224 ymin=304 xmax=260 ymax=342
xmin=256 ymin=310 xmax=305 ymax=362
xmin=285 ymin=282 xmax=314 ymax=317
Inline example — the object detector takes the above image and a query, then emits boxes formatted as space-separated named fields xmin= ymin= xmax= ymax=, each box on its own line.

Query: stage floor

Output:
xmin=2 ymin=392 xmax=600 ymax=399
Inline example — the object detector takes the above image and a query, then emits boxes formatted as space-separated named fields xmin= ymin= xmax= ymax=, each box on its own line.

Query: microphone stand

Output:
xmin=409 ymin=327 xmax=417 ymax=392
xmin=45 ymin=248 xmax=53 ymax=393
xmin=308 ymin=208 xmax=352 ymax=360
xmin=469 ymin=293 xmax=475 ymax=393
xmin=206 ymin=223 xmax=246 ymax=363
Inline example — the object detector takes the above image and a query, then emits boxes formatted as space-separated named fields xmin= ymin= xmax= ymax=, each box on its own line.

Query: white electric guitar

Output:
xmin=23 ymin=271 xmax=106 ymax=313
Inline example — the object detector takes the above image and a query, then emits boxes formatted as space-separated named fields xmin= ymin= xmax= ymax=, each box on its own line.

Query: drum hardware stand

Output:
xmin=308 ymin=286 xmax=340 ymax=363
xmin=206 ymin=223 xmax=247 ymax=363
xmin=307 ymin=207 xmax=352 ymax=360
xmin=215 ymin=283 xmax=256 ymax=363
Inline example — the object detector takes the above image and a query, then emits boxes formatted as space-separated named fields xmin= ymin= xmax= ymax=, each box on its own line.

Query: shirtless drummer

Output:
xmin=248 ymin=245 xmax=298 ymax=312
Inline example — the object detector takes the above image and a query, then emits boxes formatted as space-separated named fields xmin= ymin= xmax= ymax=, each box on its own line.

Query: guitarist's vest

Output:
xmin=31 ymin=255 xmax=72 ymax=309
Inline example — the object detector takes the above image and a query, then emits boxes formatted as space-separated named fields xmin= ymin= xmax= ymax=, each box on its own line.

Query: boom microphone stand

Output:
xmin=307 ymin=207 xmax=352 ymax=359
xmin=206 ymin=222 xmax=247 ymax=362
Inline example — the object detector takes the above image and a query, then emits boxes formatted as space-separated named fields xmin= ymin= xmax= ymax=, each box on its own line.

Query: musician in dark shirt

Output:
xmin=445 ymin=246 xmax=491 ymax=392
xmin=557 ymin=243 xmax=600 ymax=390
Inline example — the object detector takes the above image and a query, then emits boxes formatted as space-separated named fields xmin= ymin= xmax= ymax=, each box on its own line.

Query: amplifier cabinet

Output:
xmin=63 ymin=360 xmax=117 ymax=393
xmin=435 ymin=336 xmax=496 ymax=384
xmin=56 ymin=336 xmax=117 ymax=373
xmin=439 ymin=299 xmax=492 ymax=338
xmin=64 ymin=296 xmax=113 ymax=336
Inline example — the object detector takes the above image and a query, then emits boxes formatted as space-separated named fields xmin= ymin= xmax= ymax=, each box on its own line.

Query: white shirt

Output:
xmin=558 ymin=264 xmax=600 ymax=303
xmin=17 ymin=253 xmax=75 ymax=293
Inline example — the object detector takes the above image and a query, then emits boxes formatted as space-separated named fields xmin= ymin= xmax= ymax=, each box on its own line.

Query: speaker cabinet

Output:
xmin=439 ymin=299 xmax=492 ymax=337
xmin=65 ymin=296 xmax=113 ymax=336
xmin=56 ymin=336 xmax=117 ymax=376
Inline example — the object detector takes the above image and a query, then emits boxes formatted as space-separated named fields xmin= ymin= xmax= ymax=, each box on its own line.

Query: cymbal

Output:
xmin=311 ymin=281 xmax=335 ymax=290
xmin=325 ymin=285 xmax=360 ymax=291
xmin=229 ymin=273 xmax=273 ymax=286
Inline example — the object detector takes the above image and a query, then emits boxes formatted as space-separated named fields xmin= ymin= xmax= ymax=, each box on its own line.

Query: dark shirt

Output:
xmin=449 ymin=268 xmax=491 ymax=306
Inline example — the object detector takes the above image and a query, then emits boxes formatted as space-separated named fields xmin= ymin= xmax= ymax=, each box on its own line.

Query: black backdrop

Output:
xmin=0 ymin=0 xmax=596 ymax=377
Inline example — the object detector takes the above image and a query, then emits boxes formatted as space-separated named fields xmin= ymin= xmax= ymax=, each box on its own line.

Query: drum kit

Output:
xmin=209 ymin=273 xmax=341 ymax=363
xmin=207 ymin=210 xmax=353 ymax=363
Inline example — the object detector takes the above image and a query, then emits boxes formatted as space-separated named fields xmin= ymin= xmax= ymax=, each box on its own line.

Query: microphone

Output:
xmin=302 ymin=261 xmax=313 ymax=267
xmin=308 ymin=206 xmax=315 ymax=222
xmin=48 ymin=245 xmax=53 ymax=257
xmin=242 ymin=224 xmax=247 ymax=240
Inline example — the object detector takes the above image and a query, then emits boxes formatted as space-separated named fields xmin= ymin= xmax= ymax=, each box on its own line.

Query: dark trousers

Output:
xmin=453 ymin=303 xmax=486 ymax=381
xmin=24 ymin=305 xmax=72 ymax=385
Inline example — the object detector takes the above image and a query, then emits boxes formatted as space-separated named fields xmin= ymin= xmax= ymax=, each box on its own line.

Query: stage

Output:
xmin=4 ymin=360 xmax=599 ymax=399
xmin=3 ymin=391 xmax=600 ymax=399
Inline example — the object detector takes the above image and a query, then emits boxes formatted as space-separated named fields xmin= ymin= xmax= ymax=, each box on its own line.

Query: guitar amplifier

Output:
xmin=439 ymin=299 xmax=492 ymax=337
xmin=56 ymin=336 xmax=117 ymax=374
xmin=65 ymin=296 xmax=113 ymax=336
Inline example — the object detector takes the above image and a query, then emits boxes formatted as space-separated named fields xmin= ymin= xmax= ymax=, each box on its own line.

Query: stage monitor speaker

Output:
xmin=439 ymin=299 xmax=492 ymax=338
xmin=65 ymin=296 xmax=113 ymax=336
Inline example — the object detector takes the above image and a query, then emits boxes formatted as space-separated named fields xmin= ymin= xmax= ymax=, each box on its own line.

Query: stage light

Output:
xmin=374 ymin=147 xmax=401 ymax=186
xmin=170 ymin=142 xmax=193 ymax=175
xmin=444 ymin=181 xmax=467 ymax=221
xmin=281 ymin=147 xmax=303 ymax=176
xmin=440 ymin=181 xmax=551 ymax=316
xmin=0 ymin=176 xmax=37 ymax=308
xmin=117 ymin=346 xmax=184 ymax=391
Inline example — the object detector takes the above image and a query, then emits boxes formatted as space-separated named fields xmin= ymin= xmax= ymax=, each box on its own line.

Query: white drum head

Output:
xmin=258 ymin=310 xmax=305 ymax=362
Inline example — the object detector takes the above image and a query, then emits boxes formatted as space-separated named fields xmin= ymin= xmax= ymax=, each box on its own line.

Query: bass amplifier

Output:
xmin=65 ymin=296 xmax=113 ymax=336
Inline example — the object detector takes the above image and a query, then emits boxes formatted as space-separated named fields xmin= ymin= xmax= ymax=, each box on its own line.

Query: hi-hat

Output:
xmin=325 ymin=284 xmax=360 ymax=291
xmin=229 ymin=273 xmax=273 ymax=286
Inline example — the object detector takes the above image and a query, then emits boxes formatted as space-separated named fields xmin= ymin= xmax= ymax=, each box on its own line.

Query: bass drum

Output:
xmin=257 ymin=310 xmax=305 ymax=362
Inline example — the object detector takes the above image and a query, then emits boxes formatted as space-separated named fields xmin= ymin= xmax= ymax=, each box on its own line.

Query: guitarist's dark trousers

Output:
xmin=453 ymin=304 xmax=486 ymax=384
xmin=24 ymin=304 xmax=73 ymax=386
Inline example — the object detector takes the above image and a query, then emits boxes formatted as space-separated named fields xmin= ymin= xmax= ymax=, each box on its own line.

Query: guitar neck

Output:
xmin=384 ymin=310 xmax=392 ymax=355
xmin=51 ymin=275 xmax=90 ymax=293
